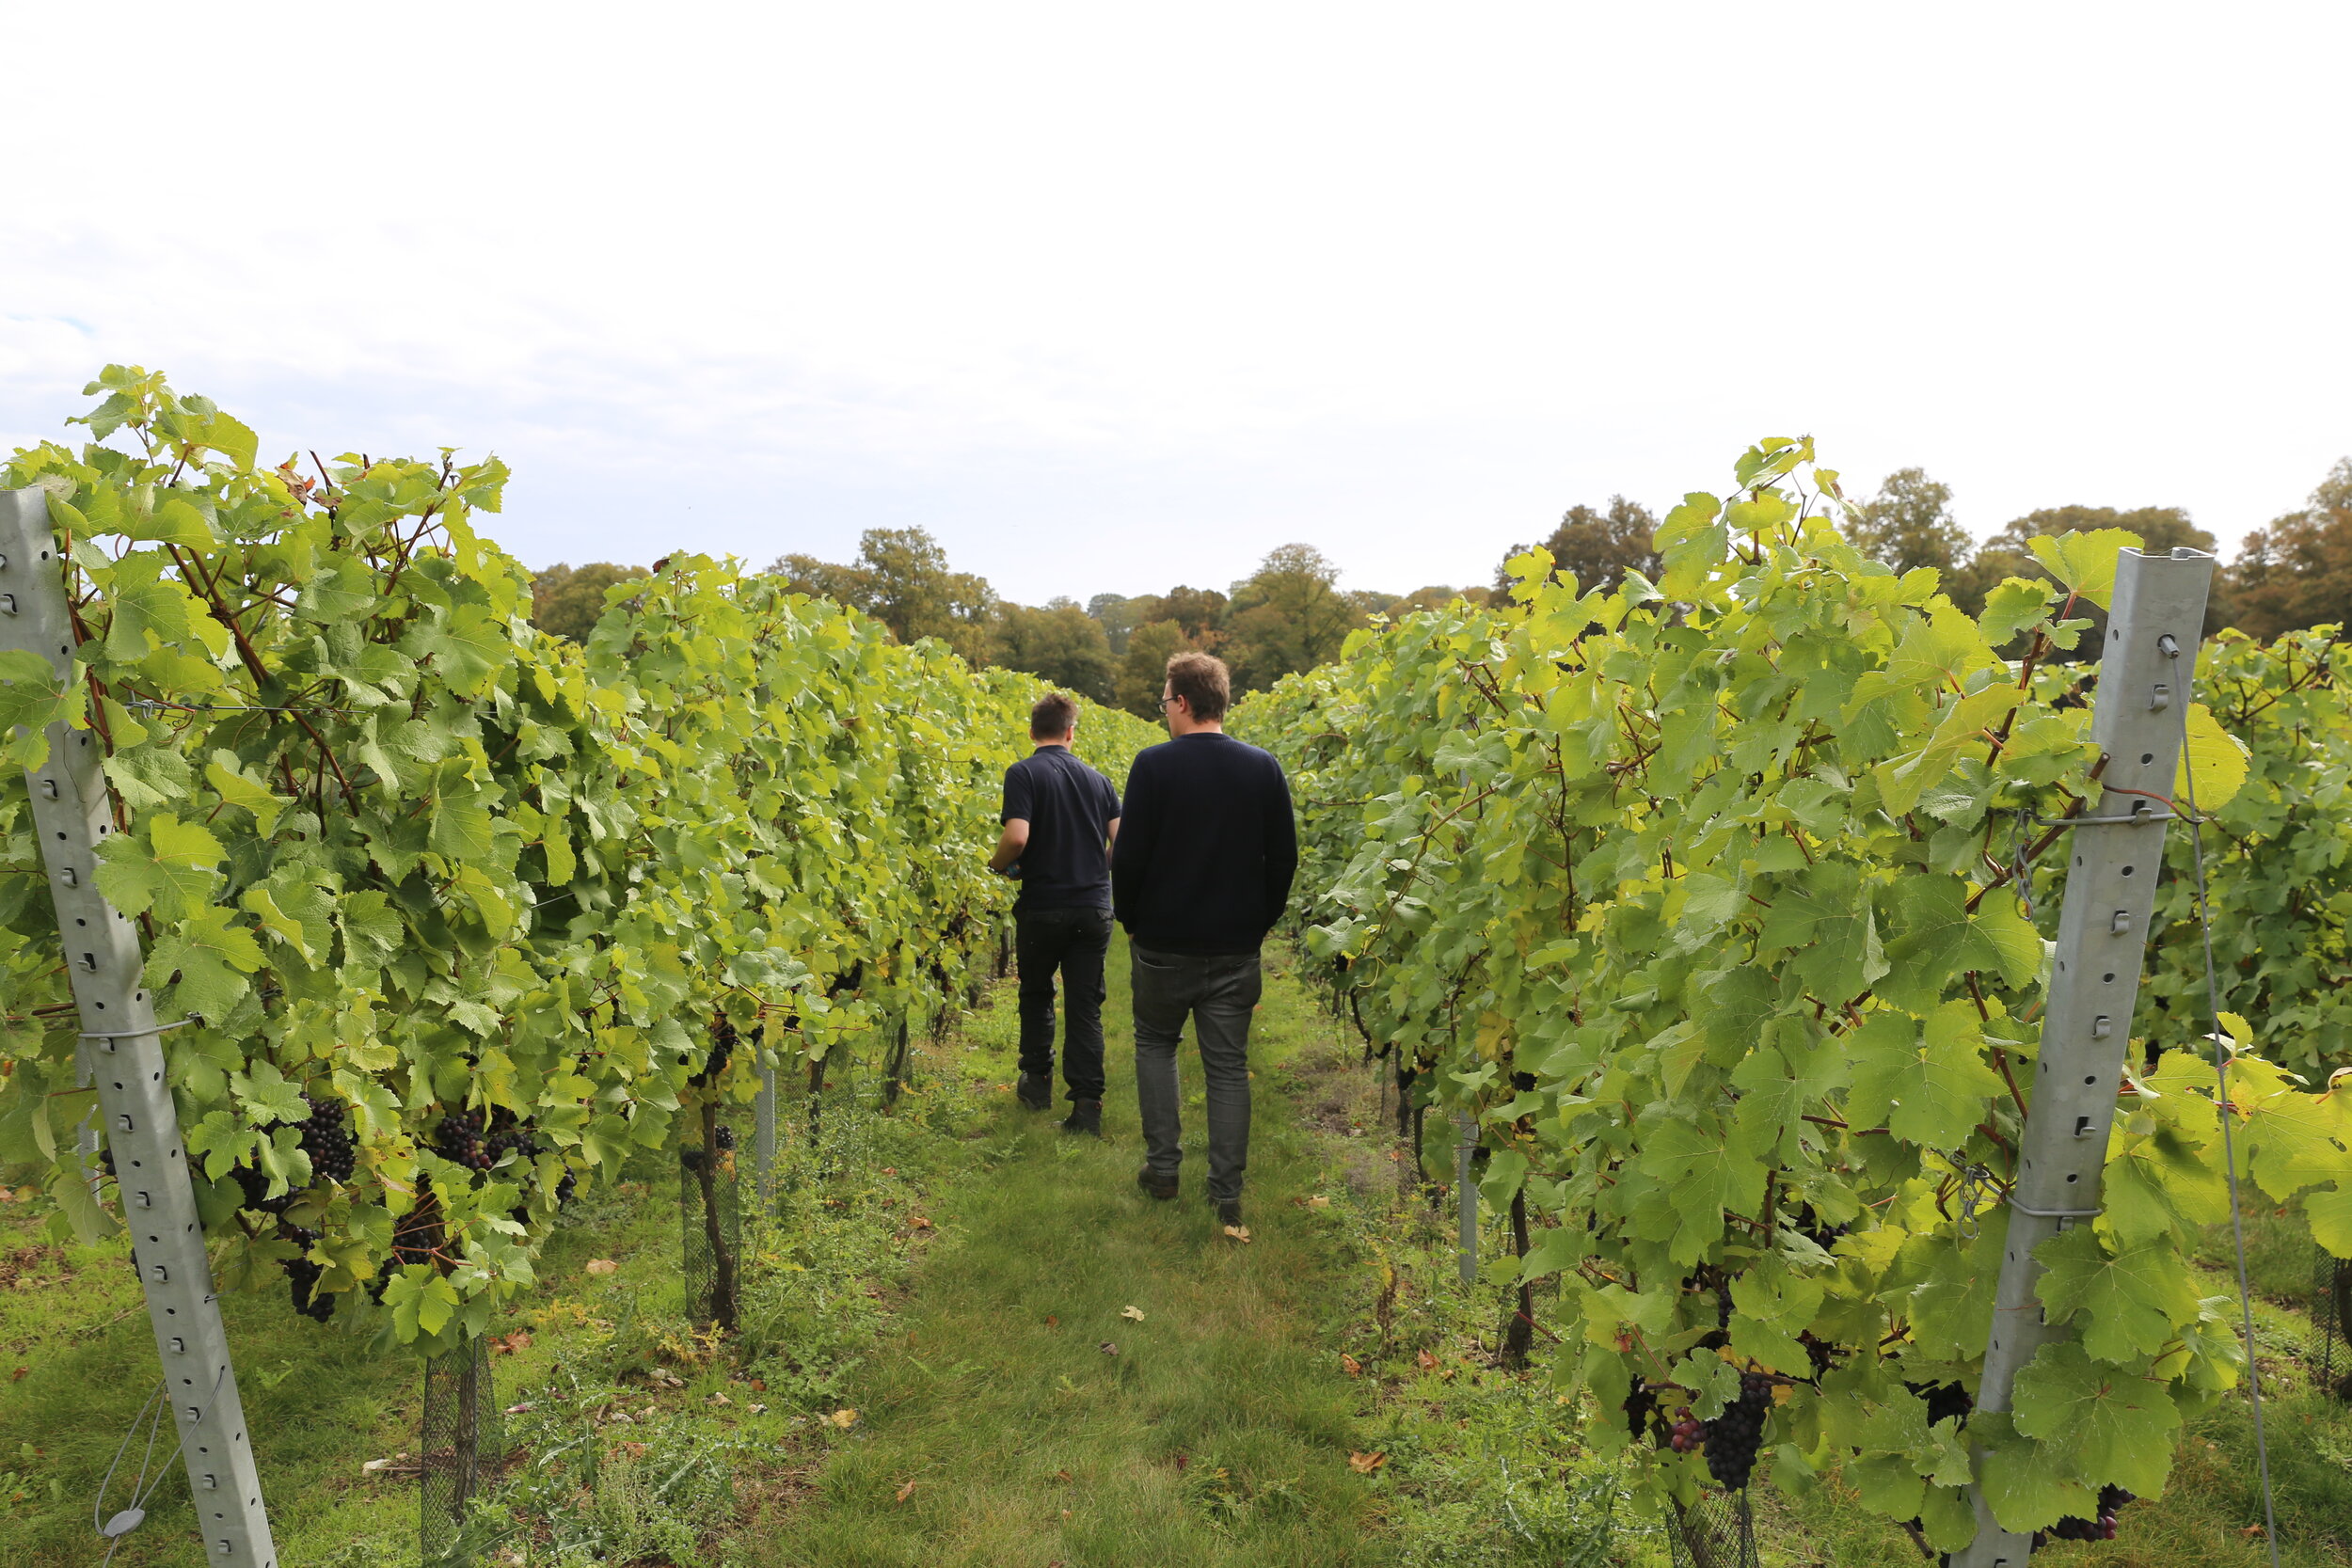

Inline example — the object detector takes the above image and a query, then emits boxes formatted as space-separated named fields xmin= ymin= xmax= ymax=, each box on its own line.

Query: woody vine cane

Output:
xmin=0 ymin=489 xmax=278 ymax=1566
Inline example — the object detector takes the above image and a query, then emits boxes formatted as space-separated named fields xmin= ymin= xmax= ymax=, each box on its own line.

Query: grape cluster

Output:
xmin=1800 ymin=1332 xmax=1836 ymax=1380
xmin=278 ymin=1223 xmax=334 ymax=1323
xmin=1622 ymin=1376 xmax=1658 ymax=1440
xmin=690 ymin=1018 xmax=737 ymax=1087
xmin=714 ymin=1123 xmax=738 ymax=1152
xmin=2042 ymin=1486 xmax=2134 ymax=1543
xmin=297 ymin=1096 xmax=356 ymax=1184
xmin=1666 ymin=1406 xmax=1704 ymax=1453
xmin=1703 ymin=1371 xmax=1773 ymax=1491
xmin=1909 ymin=1380 xmax=1973 ymax=1426
xmin=430 ymin=1108 xmax=578 ymax=1202
xmin=231 ymin=1162 xmax=294 ymax=1216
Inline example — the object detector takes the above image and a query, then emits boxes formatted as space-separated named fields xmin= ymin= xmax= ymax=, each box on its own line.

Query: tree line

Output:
xmin=532 ymin=535 xmax=1473 ymax=717
xmin=529 ymin=449 xmax=2352 ymax=702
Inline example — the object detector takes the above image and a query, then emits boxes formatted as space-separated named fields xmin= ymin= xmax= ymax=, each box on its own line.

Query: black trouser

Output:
xmin=1015 ymin=906 xmax=1113 ymax=1102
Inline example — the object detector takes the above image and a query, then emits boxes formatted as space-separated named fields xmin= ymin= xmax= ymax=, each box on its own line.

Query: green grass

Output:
xmin=749 ymin=933 xmax=1386 ymax=1567
xmin=0 ymin=936 xmax=2346 ymax=1567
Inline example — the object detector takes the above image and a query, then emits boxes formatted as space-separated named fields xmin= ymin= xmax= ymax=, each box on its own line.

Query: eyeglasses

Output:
xmin=1159 ymin=696 xmax=1180 ymax=708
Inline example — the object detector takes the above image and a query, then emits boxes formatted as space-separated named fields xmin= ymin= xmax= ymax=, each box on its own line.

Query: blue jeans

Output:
xmin=1016 ymin=907 xmax=1113 ymax=1101
xmin=1130 ymin=944 xmax=1261 ymax=1203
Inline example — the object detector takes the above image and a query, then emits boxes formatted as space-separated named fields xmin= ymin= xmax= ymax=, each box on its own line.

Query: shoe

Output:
xmin=1136 ymin=1165 xmax=1178 ymax=1201
xmin=1016 ymin=1072 xmax=1053 ymax=1111
xmin=1214 ymin=1197 xmax=1243 ymax=1227
xmin=1060 ymin=1099 xmax=1103 ymax=1136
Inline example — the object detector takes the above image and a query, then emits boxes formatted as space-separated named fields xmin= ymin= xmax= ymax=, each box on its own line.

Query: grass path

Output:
xmin=751 ymin=935 xmax=1386 ymax=1567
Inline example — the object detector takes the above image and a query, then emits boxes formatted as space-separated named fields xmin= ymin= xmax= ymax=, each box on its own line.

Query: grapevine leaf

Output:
xmin=184 ymin=1110 xmax=258 ymax=1181
xmin=1900 ymin=1209 xmax=2008 ymax=1360
xmin=1757 ymin=862 xmax=1887 ymax=1004
xmin=1975 ymin=1411 xmax=2097 ymax=1533
xmin=0 ymin=647 xmax=74 ymax=768
xmin=149 ymin=907 xmax=262 ymax=1021
xmin=2308 ymin=1184 xmax=2352 ymax=1258
xmin=2032 ymin=1227 xmax=2200 ymax=1362
xmin=337 ymin=891 xmax=405 ymax=970
xmin=2026 ymin=529 xmax=2142 ymax=610
xmin=206 ymin=754 xmax=292 ymax=835
xmin=401 ymin=603 xmax=507 ymax=698
xmin=2174 ymin=702 xmax=2248 ymax=813
xmin=1978 ymin=578 xmax=2054 ymax=648
xmin=1636 ymin=1117 xmax=1767 ymax=1265
xmin=430 ymin=790 xmax=496 ymax=863
xmin=97 ymin=812 xmax=225 ymax=921
xmin=1847 ymin=1003 xmax=2005 ymax=1149
xmin=1874 ymin=683 xmax=2023 ymax=817
xmin=2010 ymin=1340 xmax=2181 ymax=1497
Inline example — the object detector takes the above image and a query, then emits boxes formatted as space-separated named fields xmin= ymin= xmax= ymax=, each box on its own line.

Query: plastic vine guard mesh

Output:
xmin=2314 ymin=1245 xmax=2352 ymax=1402
xmin=681 ymin=1115 xmax=744 ymax=1330
xmin=421 ymin=1334 xmax=503 ymax=1562
xmin=1666 ymin=1487 xmax=1758 ymax=1568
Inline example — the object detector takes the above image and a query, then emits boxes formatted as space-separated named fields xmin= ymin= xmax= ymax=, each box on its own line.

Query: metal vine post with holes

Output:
xmin=0 ymin=490 xmax=278 ymax=1565
xmin=1953 ymin=546 xmax=2214 ymax=1566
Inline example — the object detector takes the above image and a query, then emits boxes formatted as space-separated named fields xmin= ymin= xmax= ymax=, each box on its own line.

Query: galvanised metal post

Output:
xmin=755 ymin=1063 xmax=778 ymax=1212
xmin=0 ymin=490 xmax=278 ymax=1565
xmin=1456 ymin=1109 xmax=1478 ymax=1286
xmin=1954 ymin=546 xmax=2215 ymax=1566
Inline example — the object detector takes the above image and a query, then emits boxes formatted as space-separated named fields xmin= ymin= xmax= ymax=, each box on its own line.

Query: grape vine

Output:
xmin=1241 ymin=436 xmax=2352 ymax=1546
xmin=0 ymin=366 xmax=1156 ymax=1349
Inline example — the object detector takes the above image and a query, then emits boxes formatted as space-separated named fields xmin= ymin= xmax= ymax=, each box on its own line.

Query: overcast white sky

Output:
xmin=3 ymin=3 xmax=2346 ymax=605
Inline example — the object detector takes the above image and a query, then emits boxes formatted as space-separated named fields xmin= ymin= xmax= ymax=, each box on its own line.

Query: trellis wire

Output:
xmin=420 ymin=1334 xmax=502 ymax=1565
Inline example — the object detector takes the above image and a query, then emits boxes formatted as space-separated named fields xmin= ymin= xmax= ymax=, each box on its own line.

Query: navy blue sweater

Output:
xmin=1111 ymin=733 xmax=1298 ymax=955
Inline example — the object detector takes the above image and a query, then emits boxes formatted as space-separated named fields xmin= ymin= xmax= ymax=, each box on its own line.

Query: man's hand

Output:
xmin=990 ymin=817 xmax=1030 ymax=875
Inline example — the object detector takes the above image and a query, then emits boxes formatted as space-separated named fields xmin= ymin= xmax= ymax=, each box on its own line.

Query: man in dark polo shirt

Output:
xmin=989 ymin=692 xmax=1121 ymax=1134
xmin=1111 ymin=651 xmax=1296 ymax=1229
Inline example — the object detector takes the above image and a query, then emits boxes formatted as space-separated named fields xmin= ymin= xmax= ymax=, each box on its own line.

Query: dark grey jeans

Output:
xmin=1130 ymin=943 xmax=1262 ymax=1204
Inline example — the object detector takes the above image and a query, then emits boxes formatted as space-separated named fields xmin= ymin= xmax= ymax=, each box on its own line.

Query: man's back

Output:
xmin=1003 ymin=747 xmax=1120 ymax=911
xmin=1111 ymin=733 xmax=1297 ymax=955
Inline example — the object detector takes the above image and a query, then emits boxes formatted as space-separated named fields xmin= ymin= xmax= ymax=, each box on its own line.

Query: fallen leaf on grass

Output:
xmin=584 ymin=1259 xmax=619 ymax=1276
xmin=1099 ymin=1341 xmax=1120 ymax=1356
xmin=1307 ymin=1195 xmax=1330 ymax=1209
xmin=1222 ymin=1225 xmax=1251 ymax=1243
xmin=1120 ymin=1306 xmax=1145 ymax=1322
xmin=1340 ymin=1354 xmax=1362 ymax=1377
xmin=1416 ymin=1350 xmax=1438 ymax=1370
xmin=1044 ymin=1315 xmax=1059 ymax=1327
xmin=896 ymin=1479 xmax=918 ymax=1503
xmin=489 ymin=1331 xmax=532 ymax=1355
xmin=911 ymin=1215 xmax=933 ymax=1230
xmin=1173 ymin=1452 xmax=1190 ymax=1470
xmin=829 ymin=1409 xmax=859 ymax=1429
xmin=502 ymin=1402 xmax=536 ymax=1416
xmin=1348 ymin=1451 xmax=1388 ymax=1473
xmin=8 ymin=1368 xmax=24 ymax=1382
xmin=1054 ymin=1469 xmax=1073 ymax=1482
xmin=707 ymin=1391 xmax=732 ymax=1406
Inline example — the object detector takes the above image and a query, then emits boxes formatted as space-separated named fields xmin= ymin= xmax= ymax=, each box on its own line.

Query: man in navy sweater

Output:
xmin=990 ymin=692 xmax=1122 ymax=1134
xmin=1111 ymin=651 xmax=1297 ymax=1229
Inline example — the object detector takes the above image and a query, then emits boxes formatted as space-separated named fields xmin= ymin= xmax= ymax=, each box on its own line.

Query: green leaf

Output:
xmin=2010 ymin=1340 xmax=2182 ymax=1497
xmin=0 ymin=647 xmax=74 ymax=768
xmin=430 ymin=790 xmax=496 ymax=863
xmin=96 ymin=812 xmax=225 ymax=921
xmin=338 ymin=891 xmax=404 ymax=969
xmin=2027 ymin=529 xmax=2142 ymax=610
xmin=1758 ymin=862 xmax=1887 ymax=1005
xmin=232 ymin=1059 xmax=310 ymax=1127
xmin=2033 ymin=1227 xmax=2201 ymax=1363
xmin=1978 ymin=578 xmax=2054 ymax=647
xmin=149 ymin=906 xmax=262 ymax=1021
xmin=2174 ymin=702 xmax=2249 ymax=813
xmin=1847 ymin=1002 xmax=2006 ymax=1148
